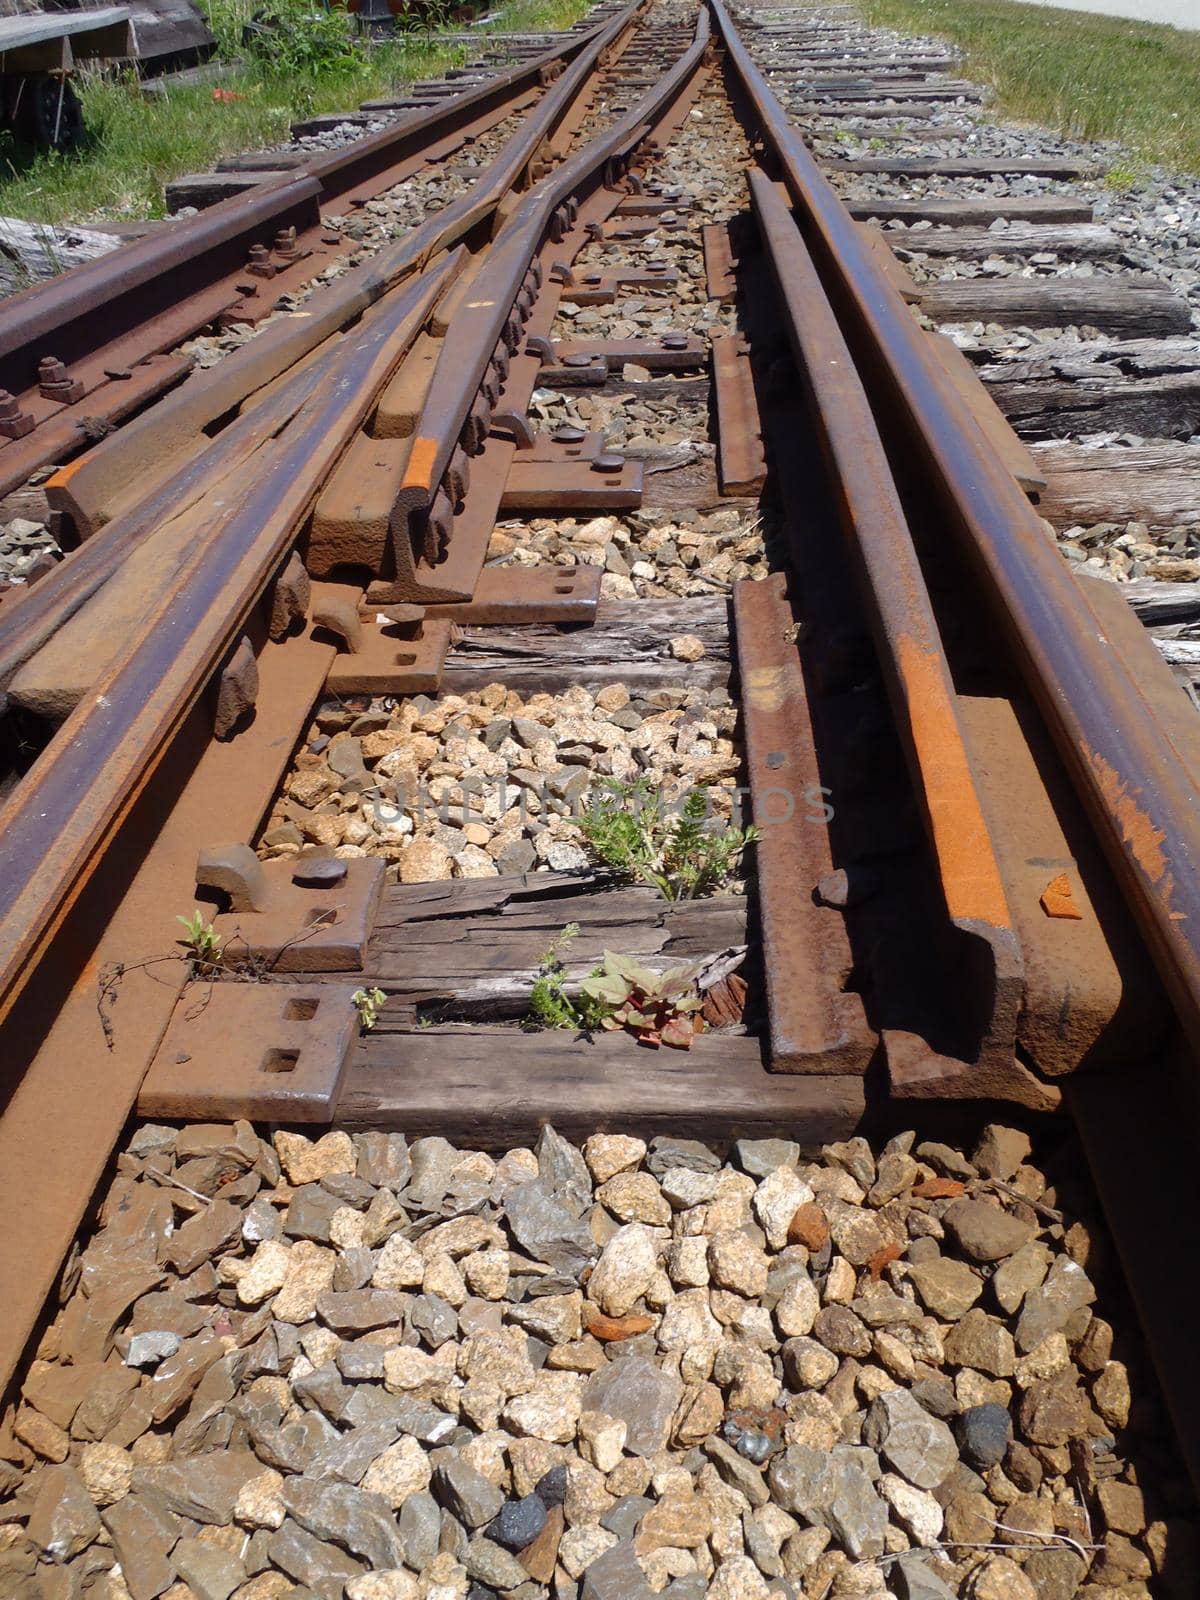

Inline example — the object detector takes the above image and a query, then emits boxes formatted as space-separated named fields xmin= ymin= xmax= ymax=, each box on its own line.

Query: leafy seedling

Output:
xmin=578 ymin=780 xmax=760 ymax=901
xmin=580 ymin=951 xmax=705 ymax=1050
xmin=352 ymin=986 xmax=386 ymax=1031
xmin=176 ymin=910 xmax=223 ymax=970
xmin=527 ymin=923 xmax=612 ymax=1032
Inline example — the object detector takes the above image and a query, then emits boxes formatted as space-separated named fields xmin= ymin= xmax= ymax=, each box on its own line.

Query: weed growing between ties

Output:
xmin=862 ymin=0 xmax=1200 ymax=174
xmin=0 ymin=0 xmax=592 ymax=226
xmin=525 ymin=926 xmax=707 ymax=1050
xmin=577 ymin=780 xmax=760 ymax=902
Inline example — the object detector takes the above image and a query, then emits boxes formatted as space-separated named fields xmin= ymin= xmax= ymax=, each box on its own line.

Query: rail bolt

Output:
xmin=0 ymin=389 xmax=34 ymax=438
xmin=36 ymin=358 xmax=84 ymax=405
xmin=273 ymin=226 xmax=299 ymax=259
xmin=247 ymin=243 xmax=276 ymax=279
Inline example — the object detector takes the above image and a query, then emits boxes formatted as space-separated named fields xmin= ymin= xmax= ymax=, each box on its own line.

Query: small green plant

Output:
xmin=177 ymin=910 xmax=223 ymax=969
xmin=527 ymin=925 xmax=612 ymax=1032
xmin=578 ymin=781 xmax=760 ymax=902
xmin=580 ymin=951 xmax=704 ymax=1051
xmin=242 ymin=0 xmax=365 ymax=78
xmin=1103 ymin=160 xmax=1142 ymax=193
xmin=352 ymin=986 xmax=386 ymax=1030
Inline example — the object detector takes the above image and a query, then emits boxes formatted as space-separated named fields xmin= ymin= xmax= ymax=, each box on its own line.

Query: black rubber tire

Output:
xmin=13 ymin=76 xmax=84 ymax=151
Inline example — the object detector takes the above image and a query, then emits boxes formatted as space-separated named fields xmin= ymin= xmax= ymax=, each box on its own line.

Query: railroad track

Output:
xmin=0 ymin=0 xmax=1198 ymax=1579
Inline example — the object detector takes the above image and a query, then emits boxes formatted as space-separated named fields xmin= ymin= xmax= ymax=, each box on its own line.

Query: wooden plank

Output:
xmin=440 ymin=595 xmax=732 ymax=695
xmin=1107 ymin=578 xmax=1200 ymax=626
xmin=832 ymin=156 xmax=1093 ymax=178
xmin=886 ymin=222 xmax=1120 ymax=260
xmin=1033 ymin=442 xmax=1200 ymax=526
xmin=165 ymin=170 xmax=288 ymax=212
xmin=923 ymin=276 xmax=1192 ymax=339
xmin=711 ymin=334 xmax=766 ymax=495
xmin=928 ymin=332 xmax=1046 ymax=493
xmin=985 ymin=371 xmax=1200 ymax=441
xmin=338 ymin=1024 xmax=866 ymax=1145
xmin=844 ymin=196 xmax=1093 ymax=225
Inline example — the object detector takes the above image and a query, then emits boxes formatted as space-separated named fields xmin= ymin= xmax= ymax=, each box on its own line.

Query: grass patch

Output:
xmin=0 ymin=0 xmax=591 ymax=226
xmin=861 ymin=0 xmax=1200 ymax=174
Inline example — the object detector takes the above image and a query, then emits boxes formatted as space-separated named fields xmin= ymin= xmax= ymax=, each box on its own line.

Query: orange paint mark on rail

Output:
xmin=896 ymin=632 xmax=1013 ymax=932
xmin=1083 ymin=744 xmax=1177 ymax=910
xmin=400 ymin=435 xmax=439 ymax=493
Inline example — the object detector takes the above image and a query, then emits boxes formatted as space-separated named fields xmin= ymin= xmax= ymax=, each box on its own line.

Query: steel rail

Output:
xmin=711 ymin=0 xmax=1200 ymax=1056
xmin=0 ymin=0 xmax=646 ymax=683
xmin=746 ymin=165 xmax=1023 ymax=1073
xmin=0 ymin=4 xmax=629 ymax=402
xmin=0 ymin=256 xmax=458 ymax=1028
xmin=393 ymin=5 xmax=712 ymax=550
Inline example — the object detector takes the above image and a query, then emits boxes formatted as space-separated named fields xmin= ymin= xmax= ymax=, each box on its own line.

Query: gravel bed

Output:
xmin=259 ymin=675 xmax=742 ymax=883
xmin=0 ymin=1120 xmax=1191 ymax=1599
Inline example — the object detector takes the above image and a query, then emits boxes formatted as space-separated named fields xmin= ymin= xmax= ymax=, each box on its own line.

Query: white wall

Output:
xmin=1014 ymin=0 xmax=1196 ymax=29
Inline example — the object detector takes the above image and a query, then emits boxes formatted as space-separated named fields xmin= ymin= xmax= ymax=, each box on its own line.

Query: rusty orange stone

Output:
xmin=867 ymin=1242 xmax=904 ymax=1280
xmin=585 ymin=1308 xmax=655 ymax=1342
xmin=1040 ymin=871 xmax=1084 ymax=920
xmin=519 ymin=1503 xmax=564 ymax=1584
xmin=787 ymin=1201 xmax=830 ymax=1251
xmin=911 ymin=1177 xmax=966 ymax=1200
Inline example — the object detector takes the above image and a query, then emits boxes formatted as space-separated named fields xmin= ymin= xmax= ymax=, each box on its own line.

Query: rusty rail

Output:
xmin=713 ymin=0 xmax=1200 ymax=1059
xmin=392 ymin=4 xmax=711 ymax=578
xmin=0 ymin=258 xmax=457 ymax=1028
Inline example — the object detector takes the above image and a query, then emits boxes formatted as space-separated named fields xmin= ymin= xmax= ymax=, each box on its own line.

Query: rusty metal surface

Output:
xmin=0 ymin=4 xmax=643 ymax=490
xmin=139 ymin=982 xmax=361 ymax=1122
xmin=733 ymin=573 xmax=877 ymax=1074
xmin=748 ymin=165 xmax=1025 ymax=1091
xmin=715 ymin=0 xmax=1200 ymax=1064
xmin=390 ymin=5 xmax=711 ymax=592
xmin=209 ymin=857 xmax=386 ymax=972
xmin=421 ymin=563 xmax=603 ymax=624
xmin=0 ymin=261 xmax=454 ymax=1027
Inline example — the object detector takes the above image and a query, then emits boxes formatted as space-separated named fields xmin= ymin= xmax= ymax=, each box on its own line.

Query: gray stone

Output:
xmin=436 ymin=1457 xmax=505 ymax=1529
xmin=942 ymin=1198 xmax=1036 ymax=1263
xmin=293 ymin=1361 xmax=352 ymax=1422
xmin=734 ymin=1138 xmax=800 ymax=1177
xmin=102 ymin=1493 xmax=180 ymax=1600
xmin=310 ymin=1423 xmax=401 ymax=1485
xmin=133 ymin=1449 xmax=263 ymax=1524
xmin=580 ymin=1538 xmax=655 ymax=1600
xmin=505 ymin=1179 xmax=596 ymax=1276
xmin=490 ymin=1493 xmax=547 ymax=1551
xmin=26 ymin=1464 xmax=101 ymax=1560
xmin=171 ymin=1538 xmax=245 ymax=1600
xmin=268 ymin=1517 xmax=365 ymax=1600
xmin=284 ymin=1184 xmax=343 ymax=1242
xmin=464 ymin=1535 xmax=530 ymax=1590
xmin=582 ymin=1355 xmax=682 ymax=1456
xmin=601 ymin=1494 xmax=654 ymax=1541
xmin=318 ymin=1289 xmax=406 ymax=1333
xmin=341 ymin=1387 xmax=457 ymax=1443
xmin=125 ymin=1330 xmax=182 ymax=1369
xmin=825 ymin=1458 xmax=887 ymax=1560
xmin=398 ymin=1490 xmax=442 ymax=1569
xmin=411 ymin=1293 xmax=458 ymax=1348
xmin=972 ymin=1126 xmax=1032 ymax=1181
xmin=333 ymin=1247 xmax=375 ymax=1293
xmin=537 ymin=1124 xmax=593 ymax=1217
xmin=646 ymin=1137 xmax=720 ymax=1175
xmin=703 ymin=1436 xmax=770 ymax=1507
xmin=768 ymin=1443 xmax=836 ymax=1522
xmin=356 ymin=1131 xmax=411 ymax=1190
xmin=337 ymin=1343 xmax=387 ymax=1383
xmin=536 ymin=1464 xmax=568 ymax=1506
xmin=957 ymin=1404 xmax=1013 ymax=1469
xmin=864 ymin=1391 xmax=958 ymax=1490
xmin=661 ymin=1581 xmax=709 ymax=1600
xmin=281 ymin=1477 xmax=407 ymax=1568
xmin=894 ymin=1552 xmax=959 ymax=1600
xmin=1015 ymin=1255 xmax=1095 ymax=1353
xmin=914 ymin=1142 xmax=976 ymax=1181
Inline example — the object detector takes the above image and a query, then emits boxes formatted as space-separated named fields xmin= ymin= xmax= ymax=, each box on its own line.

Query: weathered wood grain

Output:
xmin=923 ymin=276 xmax=1192 ymax=339
xmin=338 ymin=1025 xmax=865 ymax=1144
xmin=1034 ymin=443 xmax=1200 ymax=526
xmin=441 ymin=595 xmax=732 ymax=694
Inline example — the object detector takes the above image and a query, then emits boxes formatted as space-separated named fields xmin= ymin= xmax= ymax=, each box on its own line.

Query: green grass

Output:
xmin=861 ymin=0 xmax=1200 ymax=175
xmin=0 ymin=0 xmax=590 ymax=225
